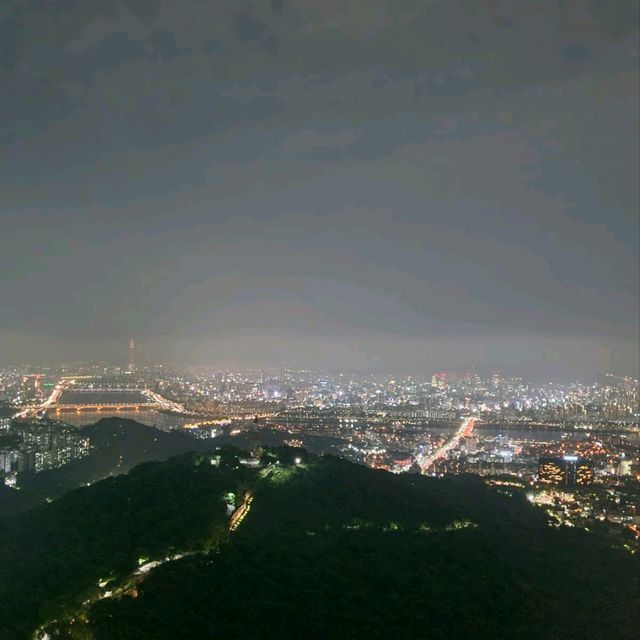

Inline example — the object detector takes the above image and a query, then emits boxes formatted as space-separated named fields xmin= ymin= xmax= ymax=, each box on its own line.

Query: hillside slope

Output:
xmin=1 ymin=450 xmax=637 ymax=640
xmin=17 ymin=417 xmax=214 ymax=499
xmin=89 ymin=457 xmax=639 ymax=640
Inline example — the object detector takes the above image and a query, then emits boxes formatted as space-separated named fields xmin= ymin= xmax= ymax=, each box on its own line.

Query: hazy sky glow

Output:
xmin=1 ymin=1 xmax=638 ymax=379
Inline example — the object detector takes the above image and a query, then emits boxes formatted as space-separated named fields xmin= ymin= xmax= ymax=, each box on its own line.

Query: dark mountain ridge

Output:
xmin=0 ymin=448 xmax=637 ymax=639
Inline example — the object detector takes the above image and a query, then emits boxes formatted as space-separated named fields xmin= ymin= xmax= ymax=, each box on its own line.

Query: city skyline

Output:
xmin=3 ymin=346 xmax=636 ymax=385
xmin=1 ymin=3 xmax=638 ymax=638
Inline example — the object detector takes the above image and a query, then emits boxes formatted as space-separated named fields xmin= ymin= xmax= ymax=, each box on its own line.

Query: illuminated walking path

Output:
xmin=229 ymin=492 xmax=253 ymax=532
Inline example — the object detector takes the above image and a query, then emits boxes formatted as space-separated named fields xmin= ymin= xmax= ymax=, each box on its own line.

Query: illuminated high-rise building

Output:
xmin=538 ymin=456 xmax=593 ymax=486
xmin=431 ymin=371 xmax=447 ymax=390
xmin=128 ymin=339 xmax=136 ymax=373
xmin=34 ymin=374 xmax=43 ymax=399
xmin=538 ymin=457 xmax=564 ymax=484
xmin=575 ymin=461 xmax=594 ymax=486
xmin=617 ymin=459 xmax=632 ymax=476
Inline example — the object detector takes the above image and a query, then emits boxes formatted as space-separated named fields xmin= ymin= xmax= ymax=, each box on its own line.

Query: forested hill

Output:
xmin=0 ymin=483 xmax=41 ymax=518
xmin=1 ymin=449 xmax=638 ymax=640
xmin=17 ymin=417 xmax=215 ymax=500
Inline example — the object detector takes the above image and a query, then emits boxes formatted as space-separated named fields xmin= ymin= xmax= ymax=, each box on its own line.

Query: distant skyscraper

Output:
xmin=128 ymin=339 xmax=136 ymax=372
xmin=431 ymin=371 xmax=447 ymax=390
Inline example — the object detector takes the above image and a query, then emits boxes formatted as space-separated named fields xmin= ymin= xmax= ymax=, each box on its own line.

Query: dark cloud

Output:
xmin=0 ymin=0 xmax=637 ymax=378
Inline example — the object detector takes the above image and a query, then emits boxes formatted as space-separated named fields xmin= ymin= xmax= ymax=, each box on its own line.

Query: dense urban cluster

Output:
xmin=1 ymin=363 xmax=638 ymax=545
xmin=0 ymin=416 xmax=90 ymax=478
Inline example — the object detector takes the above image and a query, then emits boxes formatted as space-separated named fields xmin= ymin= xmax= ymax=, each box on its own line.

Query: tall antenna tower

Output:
xmin=128 ymin=339 xmax=136 ymax=372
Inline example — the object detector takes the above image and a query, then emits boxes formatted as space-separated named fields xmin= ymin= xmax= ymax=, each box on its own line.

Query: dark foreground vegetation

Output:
xmin=0 ymin=439 xmax=637 ymax=640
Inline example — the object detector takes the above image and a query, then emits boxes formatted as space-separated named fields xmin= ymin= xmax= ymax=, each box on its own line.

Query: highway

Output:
xmin=418 ymin=416 xmax=475 ymax=473
xmin=142 ymin=389 xmax=186 ymax=414
xmin=12 ymin=381 xmax=65 ymax=419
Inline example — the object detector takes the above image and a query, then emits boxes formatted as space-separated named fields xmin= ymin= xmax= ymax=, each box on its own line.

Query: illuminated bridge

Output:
xmin=51 ymin=389 xmax=158 ymax=414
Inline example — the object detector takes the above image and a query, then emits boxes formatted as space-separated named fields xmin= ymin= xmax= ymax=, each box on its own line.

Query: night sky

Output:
xmin=1 ymin=1 xmax=638 ymax=379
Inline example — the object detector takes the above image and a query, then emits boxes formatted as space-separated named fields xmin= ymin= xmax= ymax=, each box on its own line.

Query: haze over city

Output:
xmin=1 ymin=1 xmax=638 ymax=380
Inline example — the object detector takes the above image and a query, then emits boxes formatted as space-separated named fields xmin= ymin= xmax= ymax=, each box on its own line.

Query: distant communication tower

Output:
xmin=128 ymin=339 xmax=136 ymax=372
